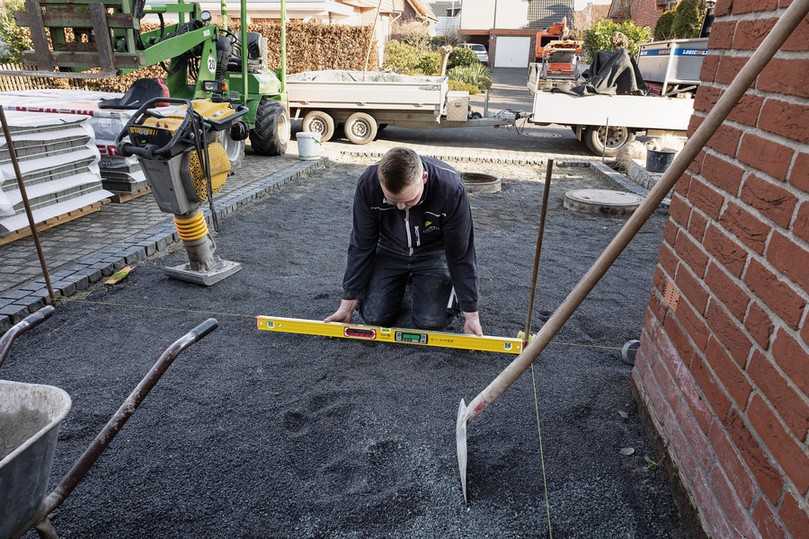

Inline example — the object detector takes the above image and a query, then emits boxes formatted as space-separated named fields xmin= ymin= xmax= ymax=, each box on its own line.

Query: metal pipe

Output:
xmin=523 ymin=160 xmax=553 ymax=341
xmin=0 ymin=106 xmax=55 ymax=303
xmin=0 ymin=306 xmax=55 ymax=369
xmin=460 ymin=0 xmax=809 ymax=424
xmin=35 ymin=319 xmax=219 ymax=518
xmin=241 ymin=0 xmax=248 ymax=104
xmin=280 ymin=0 xmax=287 ymax=95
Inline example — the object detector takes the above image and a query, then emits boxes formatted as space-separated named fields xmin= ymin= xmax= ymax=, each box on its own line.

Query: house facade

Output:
xmin=607 ymin=0 xmax=677 ymax=29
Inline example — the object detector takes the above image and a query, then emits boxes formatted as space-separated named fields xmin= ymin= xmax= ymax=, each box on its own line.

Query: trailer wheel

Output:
xmin=344 ymin=112 xmax=378 ymax=145
xmin=583 ymin=126 xmax=634 ymax=157
xmin=250 ymin=97 xmax=290 ymax=156
xmin=302 ymin=110 xmax=335 ymax=142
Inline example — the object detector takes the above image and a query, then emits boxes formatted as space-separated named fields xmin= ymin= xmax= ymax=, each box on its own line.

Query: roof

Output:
xmin=408 ymin=0 xmax=437 ymax=21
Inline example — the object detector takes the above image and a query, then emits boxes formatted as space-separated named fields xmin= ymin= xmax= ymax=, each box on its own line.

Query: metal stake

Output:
xmin=0 ymin=105 xmax=55 ymax=303
xmin=523 ymin=159 xmax=553 ymax=341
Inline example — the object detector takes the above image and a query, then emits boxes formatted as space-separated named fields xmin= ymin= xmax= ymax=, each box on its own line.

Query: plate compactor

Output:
xmin=117 ymin=97 xmax=248 ymax=285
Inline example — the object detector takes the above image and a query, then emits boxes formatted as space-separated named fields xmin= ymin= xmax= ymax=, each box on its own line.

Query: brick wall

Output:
xmin=633 ymin=1 xmax=809 ymax=537
xmin=630 ymin=0 xmax=662 ymax=28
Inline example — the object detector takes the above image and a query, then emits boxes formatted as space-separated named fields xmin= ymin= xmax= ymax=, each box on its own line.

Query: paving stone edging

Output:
xmin=0 ymin=159 xmax=324 ymax=332
xmin=589 ymin=160 xmax=672 ymax=209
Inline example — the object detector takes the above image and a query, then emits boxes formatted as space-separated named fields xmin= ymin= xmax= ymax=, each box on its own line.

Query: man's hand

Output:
xmin=324 ymin=299 xmax=358 ymax=323
xmin=463 ymin=311 xmax=483 ymax=336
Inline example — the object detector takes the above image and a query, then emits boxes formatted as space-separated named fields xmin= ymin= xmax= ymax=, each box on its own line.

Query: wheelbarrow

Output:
xmin=0 ymin=306 xmax=218 ymax=539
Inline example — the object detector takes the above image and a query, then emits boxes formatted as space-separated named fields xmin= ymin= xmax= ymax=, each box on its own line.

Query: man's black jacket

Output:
xmin=342 ymin=157 xmax=479 ymax=312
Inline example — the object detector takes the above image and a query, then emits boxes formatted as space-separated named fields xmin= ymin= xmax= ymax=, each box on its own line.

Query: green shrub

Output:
xmin=416 ymin=51 xmax=441 ymax=75
xmin=448 ymin=46 xmax=479 ymax=70
xmin=383 ymin=40 xmax=423 ymax=73
xmin=0 ymin=0 xmax=31 ymax=62
xmin=654 ymin=11 xmax=677 ymax=41
xmin=448 ymin=79 xmax=479 ymax=95
xmin=583 ymin=19 xmax=652 ymax=61
xmin=448 ymin=63 xmax=492 ymax=92
xmin=671 ymin=0 xmax=705 ymax=39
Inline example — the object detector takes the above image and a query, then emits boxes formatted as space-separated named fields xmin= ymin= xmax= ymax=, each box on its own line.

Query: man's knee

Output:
xmin=412 ymin=312 xmax=452 ymax=330
xmin=360 ymin=300 xmax=399 ymax=327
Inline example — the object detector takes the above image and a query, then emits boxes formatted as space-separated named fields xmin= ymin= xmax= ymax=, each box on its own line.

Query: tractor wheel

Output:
xmin=302 ymin=110 xmax=335 ymax=142
xmin=583 ymin=126 xmax=634 ymax=157
xmin=250 ymin=97 xmax=290 ymax=156
xmin=344 ymin=112 xmax=377 ymax=145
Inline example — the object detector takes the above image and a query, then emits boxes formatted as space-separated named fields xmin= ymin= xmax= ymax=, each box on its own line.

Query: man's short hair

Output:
xmin=378 ymin=148 xmax=422 ymax=194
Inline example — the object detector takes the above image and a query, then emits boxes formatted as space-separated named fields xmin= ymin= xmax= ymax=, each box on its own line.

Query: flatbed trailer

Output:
xmin=287 ymin=73 xmax=512 ymax=144
xmin=527 ymin=65 xmax=694 ymax=156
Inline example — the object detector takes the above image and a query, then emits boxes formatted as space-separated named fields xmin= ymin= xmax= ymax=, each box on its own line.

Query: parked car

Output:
xmin=461 ymin=43 xmax=489 ymax=64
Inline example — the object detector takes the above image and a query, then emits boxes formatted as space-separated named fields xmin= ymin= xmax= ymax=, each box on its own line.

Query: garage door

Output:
xmin=494 ymin=36 xmax=531 ymax=68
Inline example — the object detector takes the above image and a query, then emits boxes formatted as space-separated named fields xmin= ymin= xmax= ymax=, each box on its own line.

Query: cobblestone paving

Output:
xmin=0 ymin=153 xmax=320 ymax=329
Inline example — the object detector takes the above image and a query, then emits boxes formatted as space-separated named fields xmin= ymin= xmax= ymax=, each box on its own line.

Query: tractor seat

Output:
xmin=99 ymin=78 xmax=170 ymax=110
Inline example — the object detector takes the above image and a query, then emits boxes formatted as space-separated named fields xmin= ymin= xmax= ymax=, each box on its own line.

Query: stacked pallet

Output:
xmin=0 ymin=111 xmax=112 ymax=241
xmin=0 ymin=90 xmax=148 ymax=195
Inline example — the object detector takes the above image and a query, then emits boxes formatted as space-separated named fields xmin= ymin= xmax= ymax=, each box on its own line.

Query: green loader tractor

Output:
xmin=12 ymin=0 xmax=290 ymax=155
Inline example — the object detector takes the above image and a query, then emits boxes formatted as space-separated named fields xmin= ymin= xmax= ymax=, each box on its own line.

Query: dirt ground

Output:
xmin=5 ymin=161 xmax=684 ymax=538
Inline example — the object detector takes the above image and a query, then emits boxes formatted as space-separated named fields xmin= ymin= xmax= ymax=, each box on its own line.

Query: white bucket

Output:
xmin=297 ymin=131 xmax=322 ymax=161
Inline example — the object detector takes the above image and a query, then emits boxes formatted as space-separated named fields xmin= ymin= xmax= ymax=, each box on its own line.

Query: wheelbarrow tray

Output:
xmin=0 ymin=380 xmax=72 ymax=539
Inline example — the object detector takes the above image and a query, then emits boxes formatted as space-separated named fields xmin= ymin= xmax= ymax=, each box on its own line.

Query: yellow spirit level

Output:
xmin=256 ymin=316 xmax=524 ymax=355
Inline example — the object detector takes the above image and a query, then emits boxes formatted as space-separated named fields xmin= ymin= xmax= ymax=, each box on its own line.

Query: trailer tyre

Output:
xmin=344 ymin=112 xmax=378 ymax=145
xmin=583 ymin=126 xmax=634 ymax=157
xmin=250 ymin=97 xmax=290 ymax=156
xmin=302 ymin=110 xmax=335 ymax=142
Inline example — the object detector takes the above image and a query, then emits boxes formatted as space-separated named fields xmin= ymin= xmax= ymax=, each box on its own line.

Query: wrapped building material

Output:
xmin=0 ymin=90 xmax=147 ymax=194
xmin=0 ymin=111 xmax=111 ymax=238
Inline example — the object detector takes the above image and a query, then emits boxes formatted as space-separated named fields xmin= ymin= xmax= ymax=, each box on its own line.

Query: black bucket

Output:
xmin=646 ymin=148 xmax=677 ymax=173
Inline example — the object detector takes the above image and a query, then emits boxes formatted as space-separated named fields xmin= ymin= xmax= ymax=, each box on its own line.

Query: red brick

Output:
xmin=788 ymin=153 xmax=809 ymax=194
xmin=688 ymin=150 xmax=705 ymax=175
xmin=758 ymin=59 xmax=809 ymax=99
xmin=675 ymin=297 xmax=710 ymax=350
xmin=663 ymin=220 xmax=678 ymax=247
xmin=752 ymin=499 xmax=786 ymax=539
xmin=694 ymin=86 xmax=721 ymax=114
xmin=767 ymin=231 xmax=809 ymax=293
xmin=675 ymin=229 xmax=709 ymax=276
xmin=705 ymin=262 xmax=749 ymax=321
xmin=758 ymin=99 xmax=809 ymax=145
xmin=669 ymin=195 xmax=690 ymax=228
xmin=709 ymin=419 xmax=755 ymax=508
xmin=740 ymin=174 xmax=798 ymax=228
xmin=708 ymin=466 xmax=757 ymax=537
xmin=725 ymin=409 xmax=783 ymax=503
xmin=705 ymin=336 xmax=752 ymax=407
xmin=705 ymin=299 xmax=753 ymax=367
xmin=748 ymin=350 xmax=809 ymax=441
xmin=747 ymin=394 xmax=809 ymax=494
xmin=728 ymin=94 xmax=764 ymax=127
xmin=713 ymin=0 xmax=732 ymax=15
xmin=663 ymin=313 xmax=696 ymax=367
xmin=744 ymin=302 xmax=773 ymax=349
xmin=783 ymin=13 xmax=809 ymax=52
xmin=659 ymin=243 xmax=678 ymax=278
xmin=793 ymin=202 xmax=809 ymax=244
xmin=687 ymin=114 xmax=703 ymax=138
xmin=707 ymin=124 xmax=743 ymax=157
xmin=709 ymin=20 xmax=736 ymax=49
xmin=691 ymin=355 xmax=732 ymax=421
xmin=779 ymin=491 xmax=809 ymax=539
xmin=701 ymin=153 xmax=743 ymax=196
xmin=674 ymin=171 xmax=692 ymax=197
xmin=700 ymin=54 xmax=719 ymax=83
xmin=704 ymin=224 xmax=748 ymax=277
xmin=688 ymin=177 xmax=725 ymax=220
xmin=738 ymin=133 xmax=795 ymax=181
xmin=716 ymin=56 xmax=749 ymax=85
xmin=675 ymin=264 xmax=709 ymax=314
xmin=733 ymin=18 xmax=777 ymax=49
xmin=688 ymin=210 xmax=708 ymax=242
xmin=772 ymin=330 xmax=809 ymax=396
xmin=719 ymin=203 xmax=771 ymax=254
xmin=732 ymin=0 xmax=778 ymax=12
xmin=744 ymin=259 xmax=806 ymax=328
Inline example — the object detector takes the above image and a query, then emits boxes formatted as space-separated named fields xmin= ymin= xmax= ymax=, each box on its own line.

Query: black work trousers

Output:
xmin=359 ymin=251 xmax=458 ymax=330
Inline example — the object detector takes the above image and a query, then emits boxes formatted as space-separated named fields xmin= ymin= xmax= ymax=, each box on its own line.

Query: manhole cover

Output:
xmin=462 ymin=172 xmax=501 ymax=193
xmin=564 ymin=189 xmax=642 ymax=215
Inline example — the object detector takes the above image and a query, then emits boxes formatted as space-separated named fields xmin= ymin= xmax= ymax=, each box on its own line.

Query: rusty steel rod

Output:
xmin=523 ymin=160 xmax=553 ymax=342
xmin=0 ymin=105 xmax=55 ymax=302
xmin=459 ymin=0 xmax=809 ymax=430
xmin=0 ymin=306 xmax=54 ymax=369
xmin=34 ymin=319 xmax=219 ymax=520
